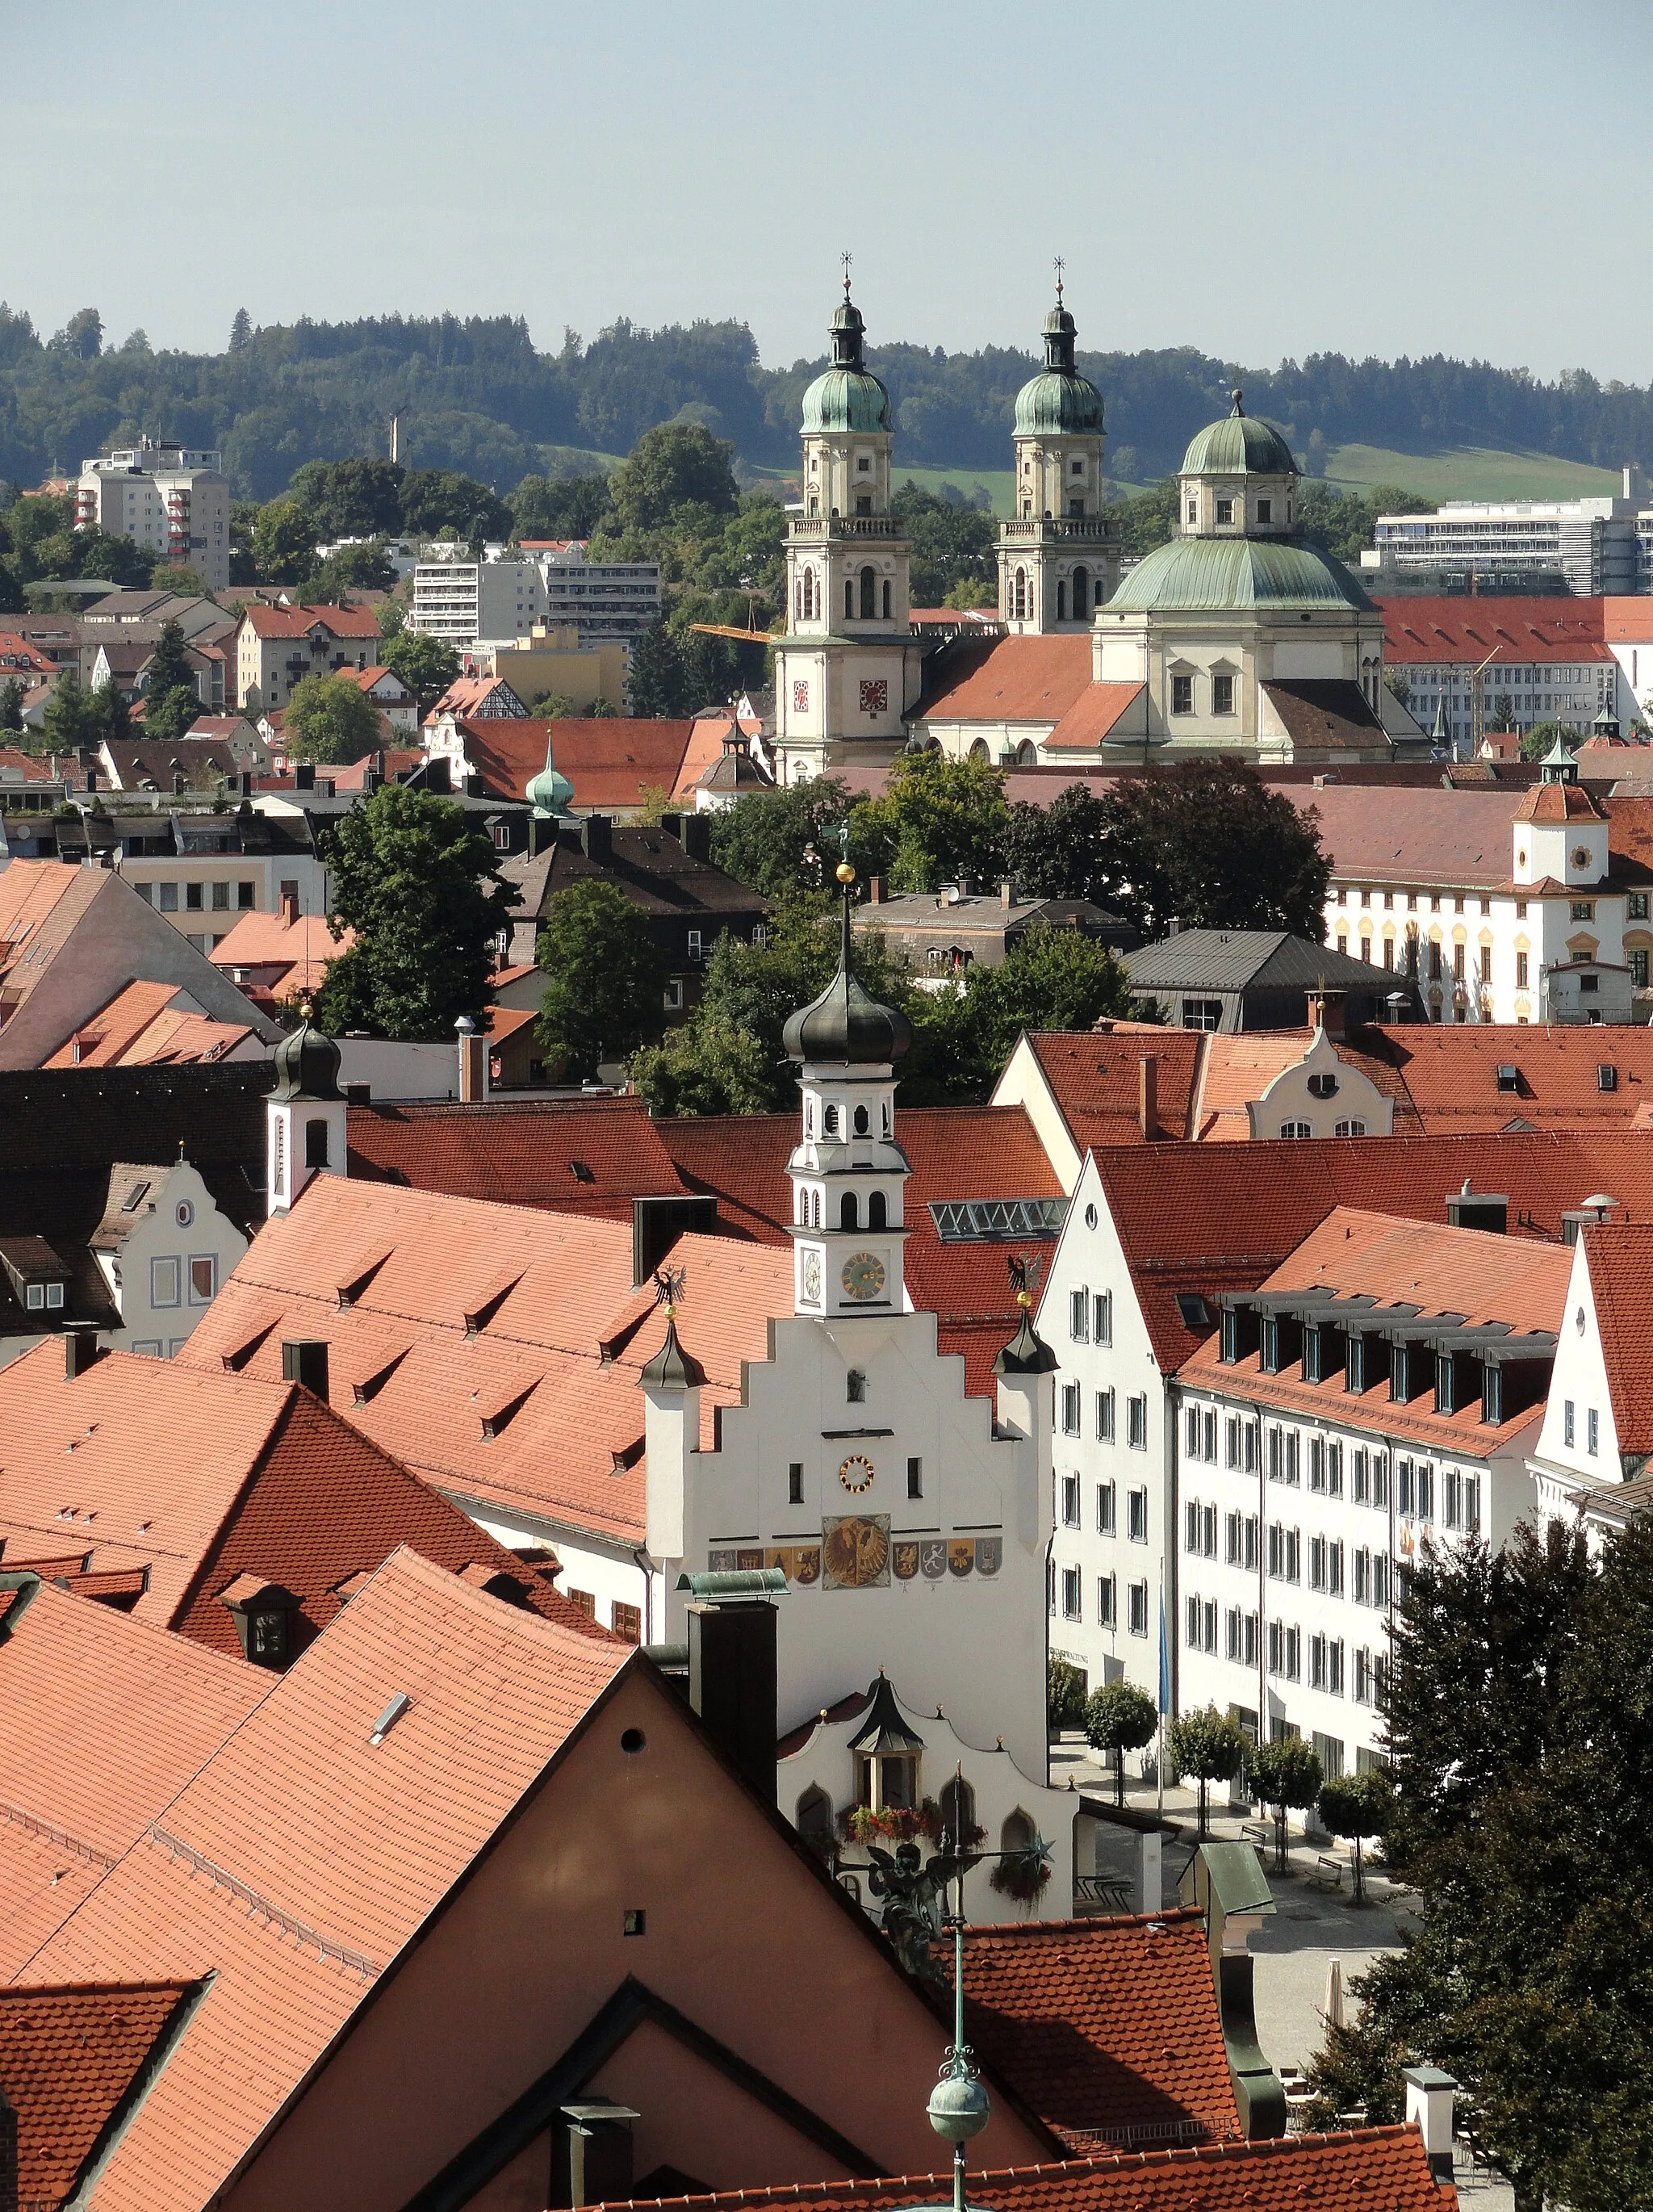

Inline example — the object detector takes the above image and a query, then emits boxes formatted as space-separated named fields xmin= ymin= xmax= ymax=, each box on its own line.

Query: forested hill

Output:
xmin=1 ymin=302 xmax=1647 ymax=500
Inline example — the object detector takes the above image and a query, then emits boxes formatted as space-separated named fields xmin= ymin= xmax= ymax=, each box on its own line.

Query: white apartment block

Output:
xmin=410 ymin=553 xmax=548 ymax=646
xmin=1371 ymin=480 xmax=1643 ymax=599
xmin=75 ymin=438 xmax=231 ymax=593
xmin=539 ymin=545 xmax=662 ymax=644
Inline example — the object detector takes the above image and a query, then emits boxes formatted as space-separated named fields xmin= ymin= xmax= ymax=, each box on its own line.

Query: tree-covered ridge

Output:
xmin=0 ymin=299 xmax=1647 ymax=498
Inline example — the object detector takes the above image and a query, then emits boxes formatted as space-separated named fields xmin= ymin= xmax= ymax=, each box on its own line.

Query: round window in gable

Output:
xmin=1085 ymin=1204 xmax=1099 ymax=1230
xmin=175 ymin=1200 xmax=194 ymax=1227
xmin=621 ymin=1728 xmax=647 ymax=1755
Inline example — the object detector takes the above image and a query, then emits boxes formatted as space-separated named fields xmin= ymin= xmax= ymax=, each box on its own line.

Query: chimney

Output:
xmin=580 ymin=813 xmax=612 ymax=864
xmin=1402 ymin=2067 xmax=1458 ymax=2183
xmin=659 ymin=811 xmax=684 ymax=841
xmin=1309 ymin=988 xmax=1346 ymax=1038
xmin=280 ymin=1339 xmax=329 ymax=1398
xmin=86 ymin=769 xmax=98 ymax=794
xmin=64 ymin=1330 xmax=103 ymax=1380
xmin=1000 ymin=877 xmax=1014 ymax=910
xmin=1446 ymin=1184 xmax=1507 ymax=1235
xmin=554 ymin=2102 xmax=638 ymax=2210
xmin=280 ymin=890 xmax=299 ymax=926
xmin=425 ymin=755 xmax=451 ymax=794
xmin=1139 ymin=1054 xmax=1161 ymax=1141
xmin=632 ymin=1194 xmax=718 ymax=1286
xmin=679 ymin=812 xmax=711 ymax=861
xmin=456 ymin=1014 xmax=486 ymax=1103
xmin=294 ymin=761 xmax=316 ymax=792
xmin=239 ymin=769 xmax=254 ymax=797
xmin=867 ymin=874 xmax=884 ymax=904
xmin=687 ymin=1595 xmax=778 ymax=1803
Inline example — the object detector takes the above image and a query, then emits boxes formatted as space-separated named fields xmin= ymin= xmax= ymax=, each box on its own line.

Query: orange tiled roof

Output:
xmin=454 ymin=716 xmax=696 ymax=807
xmin=914 ymin=635 xmax=1093 ymax=726
xmin=1186 ymin=1032 xmax=1417 ymax=1142
xmin=1580 ymin=1221 xmax=1653 ymax=1456
xmin=1379 ymin=595 xmax=1611 ymax=665
xmin=1044 ymin=683 xmax=1145 ymax=752
xmin=19 ymin=1547 xmax=633 ymax=2212
xmin=0 ymin=1980 xmax=197 ymax=2206
xmin=1515 ymin=779 xmax=1603 ymax=823
xmin=1029 ymin=1028 xmax=1207 ymax=1146
xmin=589 ymin=2127 xmax=1451 ymax=2212
xmin=345 ymin=1093 xmax=688 ymax=1220
xmin=208 ymin=908 xmax=352 ymax=1001
xmin=43 ymin=980 xmax=255 ymax=1068
xmin=1361 ymin=1022 xmax=1653 ymax=1133
xmin=943 ymin=1912 xmax=1241 ymax=2152
xmin=178 ymin=1179 xmax=792 ymax=1544
xmin=238 ymin=602 xmax=381 ymax=640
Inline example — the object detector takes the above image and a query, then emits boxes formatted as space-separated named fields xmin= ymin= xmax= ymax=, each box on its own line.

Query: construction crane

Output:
xmin=1470 ymin=647 xmax=1504 ymax=760
xmin=688 ymin=623 xmax=777 ymax=643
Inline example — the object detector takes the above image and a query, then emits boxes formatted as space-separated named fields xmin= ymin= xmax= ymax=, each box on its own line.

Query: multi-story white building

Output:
xmin=1175 ymin=1206 xmax=1568 ymax=1774
xmin=538 ymin=545 xmax=661 ymax=645
xmin=233 ymin=602 xmax=383 ymax=713
xmin=1370 ymin=482 xmax=1643 ymax=599
xmin=409 ymin=552 xmax=548 ymax=646
xmin=75 ymin=439 xmax=232 ymax=593
xmin=1379 ymin=595 xmax=1617 ymax=752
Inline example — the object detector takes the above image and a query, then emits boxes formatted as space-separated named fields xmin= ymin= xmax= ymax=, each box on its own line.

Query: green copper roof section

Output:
xmin=1014 ymin=369 xmax=1103 ymax=437
xmin=1182 ymin=392 xmax=1297 ymax=478
xmin=1108 ymin=534 xmax=1375 ymax=614
xmin=801 ymin=365 xmax=892 ymax=434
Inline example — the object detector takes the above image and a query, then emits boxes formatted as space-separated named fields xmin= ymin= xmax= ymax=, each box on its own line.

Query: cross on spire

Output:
xmin=1052 ymin=256 xmax=1065 ymax=305
xmin=841 ymin=249 xmax=853 ymax=297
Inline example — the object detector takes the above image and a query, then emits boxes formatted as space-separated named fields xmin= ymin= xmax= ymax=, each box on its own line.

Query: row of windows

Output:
xmin=1170 ymin=672 xmax=1236 ymax=717
xmin=1068 ymin=1288 xmax=1114 ymax=1344
xmin=795 ymin=1188 xmax=891 ymax=1230
xmin=1061 ymin=1382 xmax=1147 ymax=1446
xmin=151 ymin=1255 xmax=216 ymax=1308
xmin=1185 ymin=1498 xmax=1398 ymax=1607
xmin=133 ymin=880 xmax=257 ymax=913
xmin=1057 ymin=1566 xmax=1149 ymax=1634
xmin=1059 ymin=1476 xmax=1149 ymax=1540
xmin=1561 ymin=1399 xmax=1601 ymax=1456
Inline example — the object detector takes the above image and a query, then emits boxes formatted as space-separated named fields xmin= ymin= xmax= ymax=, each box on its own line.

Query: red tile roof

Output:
xmin=592 ymin=2128 xmax=1451 ymax=2212
xmin=0 ymin=1343 xmax=605 ymax=1659
xmin=1358 ymin=1022 xmax=1653 ymax=1133
xmin=345 ymin=1094 xmax=687 ymax=1218
xmin=1379 ymin=595 xmax=1612 ymax=666
xmin=1089 ymin=1127 xmax=1653 ymax=1370
xmin=431 ymin=674 xmax=529 ymax=719
xmin=915 ymin=636 xmax=1094 ymax=726
xmin=1580 ymin=1221 xmax=1653 ymax=1456
xmin=178 ymin=1179 xmax=792 ymax=1544
xmin=453 ymin=716 xmax=695 ymax=807
xmin=942 ymin=1913 xmax=1240 ymax=2152
xmin=43 ymin=980 xmax=254 ymax=1068
xmin=0 ymin=1979 xmax=197 ymax=2206
xmin=208 ymin=907 xmax=352 ymax=1002
xmin=1045 ymin=683 xmax=1145 ymax=751
xmin=19 ymin=1547 xmax=633 ymax=2212
xmin=238 ymin=603 xmax=381 ymax=640
xmin=1027 ymin=1029 xmax=1208 ymax=1146
xmin=1515 ymin=779 xmax=1603 ymax=822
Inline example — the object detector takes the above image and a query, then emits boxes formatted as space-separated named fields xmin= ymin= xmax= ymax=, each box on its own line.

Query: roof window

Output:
xmin=119 ymin=1180 xmax=150 ymax=1213
xmin=1598 ymin=1063 xmax=1617 ymax=1092
xmin=1496 ymin=1065 xmax=1520 ymax=1091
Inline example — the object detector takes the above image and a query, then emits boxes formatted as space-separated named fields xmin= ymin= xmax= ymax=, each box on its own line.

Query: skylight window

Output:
xmin=119 ymin=1181 xmax=150 ymax=1213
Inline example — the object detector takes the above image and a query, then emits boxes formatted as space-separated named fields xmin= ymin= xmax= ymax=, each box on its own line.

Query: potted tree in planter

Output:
xmin=1082 ymin=1680 xmax=1158 ymax=1808
xmin=1247 ymin=1734 xmax=1324 ymax=1878
xmin=1168 ymin=1704 xmax=1248 ymax=1841
xmin=1316 ymin=1770 xmax=1393 ymax=1904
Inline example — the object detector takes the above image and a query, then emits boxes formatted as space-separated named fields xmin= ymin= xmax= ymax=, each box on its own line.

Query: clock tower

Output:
xmin=782 ymin=859 xmax=912 ymax=1321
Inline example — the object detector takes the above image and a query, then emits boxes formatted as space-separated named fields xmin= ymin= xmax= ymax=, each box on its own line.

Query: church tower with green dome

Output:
xmin=772 ymin=274 xmax=925 ymax=785
xmin=998 ymin=276 xmax=1121 ymax=634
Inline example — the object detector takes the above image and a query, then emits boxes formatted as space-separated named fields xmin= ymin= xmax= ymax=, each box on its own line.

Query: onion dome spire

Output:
xmin=781 ymin=832 xmax=912 ymax=1066
xmin=269 ymin=1002 xmax=341 ymax=1102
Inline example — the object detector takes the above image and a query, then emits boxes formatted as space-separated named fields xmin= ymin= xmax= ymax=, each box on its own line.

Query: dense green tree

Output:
xmin=308 ymin=542 xmax=398 ymax=597
xmin=253 ymin=496 xmax=319 ymax=584
xmin=1168 ymin=1704 xmax=1248 ymax=1840
xmin=892 ymin=481 xmax=997 ymax=605
xmin=626 ymin=610 xmax=688 ymax=718
xmin=380 ymin=627 xmax=459 ymax=708
xmin=534 ymin=882 xmax=665 ymax=1079
xmin=851 ymin=748 xmax=1009 ymax=894
xmin=288 ymin=457 xmax=405 ymax=538
xmin=314 ymin=785 xmax=512 ymax=1040
xmin=228 ymin=308 xmax=253 ymax=352
xmin=1316 ymin=1771 xmax=1391 ymax=1904
xmin=1294 ymin=480 xmax=1433 ymax=564
xmin=396 ymin=469 xmax=510 ymax=540
xmin=1003 ymin=784 xmax=1113 ymax=903
xmin=103 ymin=681 xmax=132 ymax=742
xmin=143 ymin=685 xmax=203 ymax=742
xmin=1519 ymin=718 xmax=1584 ymax=761
xmin=508 ymin=471 xmax=611 ymax=540
xmin=144 ymin=620 xmax=195 ymax=702
xmin=627 ymin=1012 xmax=777 ymax=1117
xmin=284 ymin=672 xmax=381 ymax=764
xmin=1083 ymin=1680 xmax=1159 ymax=1807
xmin=1048 ymin=1656 xmax=1088 ymax=1734
xmin=40 ymin=671 xmax=108 ymax=754
xmin=1246 ymin=1734 xmax=1324 ymax=1875
xmin=1099 ymin=760 xmax=1331 ymax=938
xmin=708 ymin=774 xmax=874 ymax=898
xmin=0 ymin=678 xmax=23 ymax=731
xmin=375 ymin=596 xmax=407 ymax=642
xmin=71 ymin=527 xmax=154 ymax=586
xmin=52 ymin=308 xmax=103 ymax=359
xmin=928 ymin=928 xmax=1137 ymax=1096
xmin=606 ymin=422 xmax=739 ymax=534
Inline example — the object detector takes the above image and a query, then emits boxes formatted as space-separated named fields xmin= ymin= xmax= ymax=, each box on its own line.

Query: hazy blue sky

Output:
xmin=17 ymin=0 xmax=1653 ymax=381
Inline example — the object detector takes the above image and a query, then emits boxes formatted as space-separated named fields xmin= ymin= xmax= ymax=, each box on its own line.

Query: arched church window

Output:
xmin=1073 ymin=567 xmax=1089 ymax=619
xmin=795 ymin=578 xmax=803 ymax=621
xmin=796 ymin=1786 xmax=833 ymax=1857
xmin=969 ymin=739 xmax=990 ymax=763
xmin=868 ymin=1190 xmax=887 ymax=1230
xmin=844 ymin=578 xmax=854 ymax=620
xmin=840 ymin=1192 xmax=859 ymax=1231
xmin=798 ymin=1188 xmax=809 ymax=1225
xmin=940 ymin=1775 xmax=977 ymax=1850
xmin=860 ymin=567 xmax=876 ymax=621
xmin=1017 ymin=741 xmax=1037 ymax=765
xmin=1001 ymin=1808 xmax=1036 ymax=1857
xmin=882 ymin=578 xmax=891 ymax=620
xmin=1057 ymin=581 xmax=1067 ymax=622
xmin=823 ymin=1103 xmax=839 ymax=1136
xmin=1014 ymin=568 xmax=1027 ymax=620
xmin=811 ymin=1189 xmax=821 ymax=1228
xmin=853 ymin=1104 xmax=869 ymax=1136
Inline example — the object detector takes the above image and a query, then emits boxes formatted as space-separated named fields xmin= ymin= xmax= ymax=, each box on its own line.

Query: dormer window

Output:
xmin=1186 ymin=501 xmax=1198 ymax=524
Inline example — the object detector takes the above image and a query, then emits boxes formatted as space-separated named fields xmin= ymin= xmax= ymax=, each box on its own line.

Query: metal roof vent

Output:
xmin=370 ymin=1693 xmax=411 ymax=1746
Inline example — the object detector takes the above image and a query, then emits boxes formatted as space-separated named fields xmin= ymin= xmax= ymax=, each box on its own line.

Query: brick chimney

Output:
xmin=281 ymin=890 xmax=299 ymax=927
xmin=1139 ymin=1054 xmax=1161 ymax=1142
xmin=1402 ymin=2067 xmax=1457 ymax=2182
xmin=1000 ymin=878 xmax=1014 ymax=910
xmin=866 ymin=874 xmax=884 ymax=904
xmin=456 ymin=1014 xmax=486 ymax=1103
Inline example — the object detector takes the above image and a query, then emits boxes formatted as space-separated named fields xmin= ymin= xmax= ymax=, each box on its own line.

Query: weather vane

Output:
xmin=1052 ymin=255 xmax=1065 ymax=304
xmin=1006 ymin=1252 xmax=1044 ymax=1309
xmin=841 ymin=249 xmax=853 ymax=296
xmin=653 ymin=1264 xmax=686 ymax=1318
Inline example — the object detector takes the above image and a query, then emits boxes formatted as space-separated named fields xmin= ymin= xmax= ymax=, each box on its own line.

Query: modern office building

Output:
xmin=1369 ymin=476 xmax=1645 ymax=598
xmin=537 ymin=544 xmax=662 ymax=645
xmin=409 ymin=552 xmax=549 ymax=646
xmin=74 ymin=438 xmax=232 ymax=593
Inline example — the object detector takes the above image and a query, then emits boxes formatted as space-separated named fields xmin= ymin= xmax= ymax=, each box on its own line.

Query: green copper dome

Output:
xmin=1182 ymin=391 xmax=1297 ymax=477
xmin=1014 ymin=291 xmax=1104 ymax=436
xmin=527 ymin=728 xmax=575 ymax=818
xmin=1108 ymin=535 xmax=1375 ymax=614
xmin=801 ymin=289 xmax=892 ymax=435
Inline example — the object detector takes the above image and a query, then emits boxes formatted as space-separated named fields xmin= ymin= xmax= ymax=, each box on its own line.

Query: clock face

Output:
xmin=1572 ymin=846 xmax=1592 ymax=869
xmin=801 ymin=1248 xmax=822 ymax=1303
xmin=840 ymin=1251 xmax=887 ymax=1303
xmin=839 ymin=1453 xmax=876 ymax=1494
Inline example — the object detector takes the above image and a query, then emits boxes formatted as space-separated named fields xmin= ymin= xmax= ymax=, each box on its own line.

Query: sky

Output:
xmin=15 ymin=0 xmax=1653 ymax=383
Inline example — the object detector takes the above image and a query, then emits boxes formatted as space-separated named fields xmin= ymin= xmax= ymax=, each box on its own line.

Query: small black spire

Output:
xmin=781 ymin=840 xmax=911 ymax=1066
xmin=994 ymin=1256 xmax=1057 ymax=1377
xmin=268 ymin=1003 xmax=341 ymax=1103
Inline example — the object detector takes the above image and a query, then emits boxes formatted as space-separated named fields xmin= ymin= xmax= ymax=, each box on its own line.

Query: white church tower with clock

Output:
xmin=772 ymin=270 xmax=928 ymax=786
xmin=639 ymin=863 xmax=1066 ymax=1825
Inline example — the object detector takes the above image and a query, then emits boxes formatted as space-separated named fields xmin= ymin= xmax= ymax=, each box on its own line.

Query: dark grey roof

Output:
xmin=1121 ymin=929 xmax=1405 ymax=996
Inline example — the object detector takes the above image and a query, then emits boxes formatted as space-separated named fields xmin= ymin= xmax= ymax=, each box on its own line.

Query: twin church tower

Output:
xmin=772 ymin=274 xmax=1121 ymax=784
